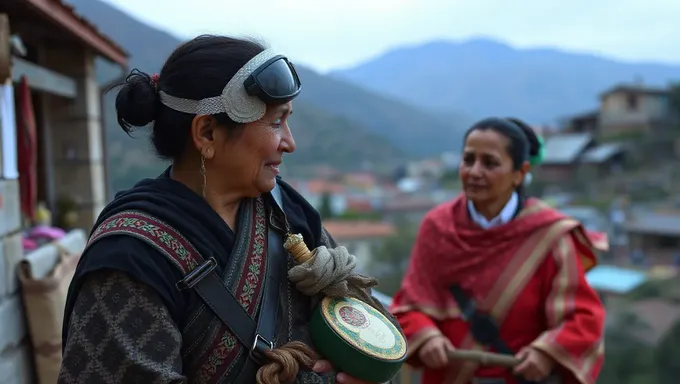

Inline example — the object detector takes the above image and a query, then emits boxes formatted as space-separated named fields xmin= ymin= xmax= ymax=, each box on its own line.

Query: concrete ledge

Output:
xmin=22 ymin=229 xmax=87 ymax=280
xmin=0 ymin=179 xmax=21 ymax=237
xmin=0 ymin=343 xmax=33 ymax=384
xmin=0 ymin=296 xmax=26 ymax=353
xmin=11 ymin=57 xmax=76 ymax=98
xmin=2 ymin=233 xmax=24 ymax=296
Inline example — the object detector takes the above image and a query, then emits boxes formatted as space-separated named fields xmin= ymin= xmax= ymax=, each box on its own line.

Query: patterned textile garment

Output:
xmin=59 ymin=171 xmax=394 ymax=384
xmin=390 ymin=196 xmax=607 ymax=384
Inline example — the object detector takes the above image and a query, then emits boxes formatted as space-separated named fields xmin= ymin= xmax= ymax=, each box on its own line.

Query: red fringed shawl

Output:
xmin=391 ymin=195 xmax=606 ymax=318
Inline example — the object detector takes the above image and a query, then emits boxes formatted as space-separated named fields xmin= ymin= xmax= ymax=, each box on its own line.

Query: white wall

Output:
xmin=0 ymin=178 xmax=34 ymax=383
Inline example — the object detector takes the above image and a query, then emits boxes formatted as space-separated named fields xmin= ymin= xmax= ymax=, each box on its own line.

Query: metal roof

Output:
xmin=542 ymin=133 xmax=593 ymax=164
xmin=581 ymin=143 xmax=625 ymax=163
xmin=560 ymin=206 xmax=607 ymax=231
xmin=624 ymin=212 xmax=680 ymax=236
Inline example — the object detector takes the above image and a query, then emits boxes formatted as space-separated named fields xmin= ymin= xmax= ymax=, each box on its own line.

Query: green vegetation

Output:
xmin=439 ymin=169 xmax=460 ymax=189
xmin=598 ymin=278 xmax=680 ymax=384
xmin=318 ymin=192 xmax=334 ymax=219
xmin=667 ymin=82 xmax=680 ymax=119
xmin=335 ymin=210 xmax=382 ymax=221
xmin=598 ymin=130 xmax=646 ymax=143
xmin=568 ymin=197 xmax=614 ymax=212
xmin=104 ymin=97 xmax=408 ymax=192
xmin=368 ymin=221 xmax=419 ymax=296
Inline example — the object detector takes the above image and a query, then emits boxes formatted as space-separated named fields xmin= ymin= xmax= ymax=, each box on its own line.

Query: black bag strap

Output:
xmin=86 ymin=197 xmax=288 ymax=384
xmin=450 ymin=285 xmax=542 ymax=384
xmin=234 ymin=185 xmax=288 ymax=382
xmin=449 ymin=284 xmax=514 ymax=355
xmin=176 ymin=187 xmax=288 ymax=384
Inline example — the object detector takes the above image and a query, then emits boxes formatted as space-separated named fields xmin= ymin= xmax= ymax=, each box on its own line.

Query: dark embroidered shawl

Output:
xmin=62 ymin=168 xmax=331 ymax=383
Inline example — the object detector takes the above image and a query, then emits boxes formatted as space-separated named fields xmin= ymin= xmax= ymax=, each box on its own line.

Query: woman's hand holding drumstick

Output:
xmin=418 ymin=336 xmax=455 ymax=369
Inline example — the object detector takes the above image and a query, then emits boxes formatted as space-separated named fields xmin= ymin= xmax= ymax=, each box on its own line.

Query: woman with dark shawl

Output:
xmin=58 ymin=35 xmax=389 ymax=384
xmin=390 ymin=118 xmax=607 ymax=384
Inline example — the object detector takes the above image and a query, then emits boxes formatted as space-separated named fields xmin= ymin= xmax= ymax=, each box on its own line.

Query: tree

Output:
xmin=654 ymin=320 xmax=680 ymax=384
xmin=668 ymin=82 xmax=680 ymax=118
xmin=318 ymin=192 xmax=334 ymax=219
xmin=368 ymin=220 xmax=419 ymax=296
xmin=598 ymin=311 xmax=656 ymax=384
xmin=439 ymin=169 xmax=460 ymax=190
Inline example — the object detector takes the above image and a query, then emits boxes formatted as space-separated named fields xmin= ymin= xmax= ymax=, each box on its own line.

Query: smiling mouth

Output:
xmin=265 ymin=163 xmax=281 ymax=173
xmin=466 ymin=184 xmax=486 ymax=190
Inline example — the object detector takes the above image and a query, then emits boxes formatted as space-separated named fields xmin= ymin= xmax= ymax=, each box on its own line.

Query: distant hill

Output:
xmin=293 ymin=66 xmax=468 ymax=155
xmin=332 ymin=38 xmax=680 ymax=125
xmin=67 ymin=0 xmax=465 ymax=191
xmin=106 ymin=102 xmax=408 ymax=189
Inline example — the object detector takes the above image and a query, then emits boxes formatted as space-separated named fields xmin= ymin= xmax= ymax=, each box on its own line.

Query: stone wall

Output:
xmin=0 ymin=178 xmax=34 ymax=383
xmin=39 ymin=46 xmax=107 ymax=230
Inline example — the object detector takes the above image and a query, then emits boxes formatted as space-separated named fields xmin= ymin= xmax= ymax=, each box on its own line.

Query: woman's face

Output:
xmin=208 ymin=102 xmax=296 ymax=198
xmin=459 ymin=128 xmax=525 ymax=207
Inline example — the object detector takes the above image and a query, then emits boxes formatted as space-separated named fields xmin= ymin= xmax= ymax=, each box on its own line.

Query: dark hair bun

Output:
xmin=115 ymin=70 xmax=158 ymax=133
xmin=506 ymin=117 xmax=540 ymax=157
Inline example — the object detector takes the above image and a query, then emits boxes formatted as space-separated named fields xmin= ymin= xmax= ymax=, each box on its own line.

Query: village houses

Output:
xmin=538 ymin=83 xmax=678 ymax=184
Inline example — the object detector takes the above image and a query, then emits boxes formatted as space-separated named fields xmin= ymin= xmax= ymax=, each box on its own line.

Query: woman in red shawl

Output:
xmin=390 ymin=118 xmax=606 ymax=384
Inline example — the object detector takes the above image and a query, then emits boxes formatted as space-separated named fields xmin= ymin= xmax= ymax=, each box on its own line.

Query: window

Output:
xmin=626 ymin=93 xmax=639 ymax=111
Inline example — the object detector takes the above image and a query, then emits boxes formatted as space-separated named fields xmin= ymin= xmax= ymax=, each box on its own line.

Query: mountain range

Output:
xmin=66 ymin=0 xmax=680 ymax=192
xmin=333 ymin=39 xmax=680 ymax=124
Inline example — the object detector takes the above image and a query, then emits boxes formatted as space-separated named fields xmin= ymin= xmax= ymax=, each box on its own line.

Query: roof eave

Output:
xmin=24 ymin=0 xmax=129 ymax=67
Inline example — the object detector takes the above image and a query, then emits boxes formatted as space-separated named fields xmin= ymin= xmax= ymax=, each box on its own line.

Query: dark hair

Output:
xmin=114 ymin=35 xmax=266 ymax=160
xmin=463 ymin=117 xmax=541 ymax=198
xmin=463 ymin=117 xmax=540 ymax=170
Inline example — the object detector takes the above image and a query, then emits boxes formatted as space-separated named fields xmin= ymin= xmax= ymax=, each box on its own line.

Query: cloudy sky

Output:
xmin=104 ymin=0 xmax=680 ymax=72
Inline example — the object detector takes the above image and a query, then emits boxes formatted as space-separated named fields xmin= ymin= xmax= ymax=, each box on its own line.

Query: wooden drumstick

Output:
xmin=447 ymin=349 xmax=520 ymax=368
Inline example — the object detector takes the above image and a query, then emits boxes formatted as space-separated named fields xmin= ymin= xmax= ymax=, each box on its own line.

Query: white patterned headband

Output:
xmin=158 ymin=49 xmax=298 ymax=123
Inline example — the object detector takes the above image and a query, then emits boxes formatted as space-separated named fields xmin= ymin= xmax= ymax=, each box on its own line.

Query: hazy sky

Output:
xmin=104 ymin=0 xmax=680 ymax=72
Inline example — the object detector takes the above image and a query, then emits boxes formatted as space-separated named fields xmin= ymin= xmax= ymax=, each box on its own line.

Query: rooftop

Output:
xmin=624 ymin=212 xmax=680 ymax=236
xmin=324 ymin=221 xmax=396 ymax=240
xmin=586 ymin=265 xmax=647 ymax=294
xmin=9 ymin=0 xmax=128 ymax=65
xmin=600 ymin=84 xmax=668 ymax=99
xmin=581 ymin=143 xmax=625 ymax=164
xmin=290 ymin=180 xmax=346 ymax=195
xmin=382 ymin=196 xmax=438 ymax=212
xmin=542 ymin=133 xmax=593 ymax=164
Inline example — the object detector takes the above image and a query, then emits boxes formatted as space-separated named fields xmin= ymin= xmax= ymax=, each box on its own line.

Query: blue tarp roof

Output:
xmin=586 ymin=265 xmax=647 ymax=294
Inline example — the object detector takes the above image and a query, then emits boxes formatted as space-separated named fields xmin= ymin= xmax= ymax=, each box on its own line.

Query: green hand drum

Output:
xmin=284 ymin=233 xmax=407 ymax=383
xmin=310 ymin=296 xmax=407 ymax=382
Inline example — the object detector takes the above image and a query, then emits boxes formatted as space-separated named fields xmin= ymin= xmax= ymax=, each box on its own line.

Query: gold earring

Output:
xmin=200 ymin=155 xmax=207 ymax=198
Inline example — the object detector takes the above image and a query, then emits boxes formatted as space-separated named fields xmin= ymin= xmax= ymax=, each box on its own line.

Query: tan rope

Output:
xmin=256 ymin=341 xmax=320 ymax=384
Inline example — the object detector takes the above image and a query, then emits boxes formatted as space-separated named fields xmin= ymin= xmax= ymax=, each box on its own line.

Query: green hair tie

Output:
xmin=530 ymin=135 xmax=545 ymax=166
